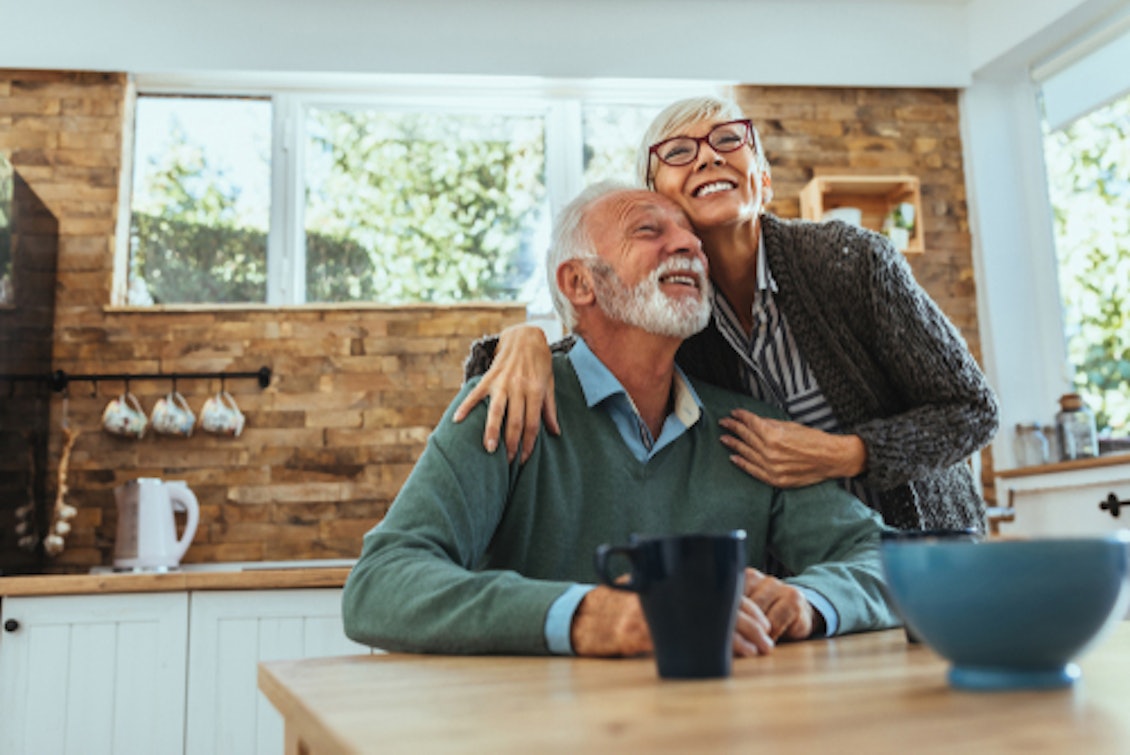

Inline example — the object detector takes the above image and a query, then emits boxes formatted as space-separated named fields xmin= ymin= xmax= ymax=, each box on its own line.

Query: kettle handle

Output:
xmin=166 ymin=481 xmax=200 ymax=563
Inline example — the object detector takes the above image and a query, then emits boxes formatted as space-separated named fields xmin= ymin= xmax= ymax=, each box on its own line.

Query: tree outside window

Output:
xmin=303 ymin=108 xmax=546 ymax=304
xmin=1043 ymin=92 xmax=1130 ymax=438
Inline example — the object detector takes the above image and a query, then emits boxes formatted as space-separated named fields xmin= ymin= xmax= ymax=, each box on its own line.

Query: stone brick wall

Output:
xmin=0 ymin=71 xmax=991 ymax=574
xmin=741 ymin=86 xmax=980 ymax=347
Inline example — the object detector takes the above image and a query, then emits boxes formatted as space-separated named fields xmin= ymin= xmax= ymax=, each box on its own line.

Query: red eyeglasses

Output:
xmin=648 ymin=119 xmax=754 ymax=168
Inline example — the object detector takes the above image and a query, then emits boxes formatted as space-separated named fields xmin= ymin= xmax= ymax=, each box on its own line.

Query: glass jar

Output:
xmin=1014 ymin=422 xmax=1049 ymax=467
xmin=1055 ymin=393 xmax=1099 ymax=461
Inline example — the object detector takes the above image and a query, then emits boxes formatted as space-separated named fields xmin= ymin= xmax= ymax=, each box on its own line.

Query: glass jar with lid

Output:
xmin=1014 ymin=422 xmax=1049 ymax=467
xmin=1055 ymin=393 xmax=1099 ymax=461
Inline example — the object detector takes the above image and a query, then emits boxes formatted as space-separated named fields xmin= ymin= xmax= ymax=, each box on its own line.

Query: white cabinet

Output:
xmin=0 ymin=587 xmax=368 ymax=755
xmin=185 ymin=589 xmax=371 ymax=755
xmin=0 ymin=592 xmax=189 ymax=755
xmin=995 ymin=458 xmax=1130 ymax=538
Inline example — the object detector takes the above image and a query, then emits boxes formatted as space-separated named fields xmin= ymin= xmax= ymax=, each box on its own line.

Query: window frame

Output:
xmin=120 ymin=73 xmax=726 ymax=308
xmin=1032 ymin=23 xmax=1130 ymax=439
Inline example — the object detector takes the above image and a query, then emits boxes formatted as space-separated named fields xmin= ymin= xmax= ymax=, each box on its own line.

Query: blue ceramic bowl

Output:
xmin=880 ymin=532 xmax=1130 ymax=691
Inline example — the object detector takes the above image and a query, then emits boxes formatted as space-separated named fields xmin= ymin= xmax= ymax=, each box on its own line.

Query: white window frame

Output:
xmin=120 ymin=73 xmax=727 ymax=307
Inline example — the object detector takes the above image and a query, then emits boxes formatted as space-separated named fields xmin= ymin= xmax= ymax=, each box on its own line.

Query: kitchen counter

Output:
xmin=0 ymin=559 xmax=354 ymax=597
xmin=996 ymin=451 xmax=1130 ymax=480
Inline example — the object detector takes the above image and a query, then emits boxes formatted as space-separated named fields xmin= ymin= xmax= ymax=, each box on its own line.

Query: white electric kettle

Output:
xmin=113 ymin=478 xmax=200 ymax=571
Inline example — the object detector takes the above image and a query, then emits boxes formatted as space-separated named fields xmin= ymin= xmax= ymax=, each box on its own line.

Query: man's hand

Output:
xmin=719 ymin=409 xmax=867 ymax=487
xmin=732 ymin=568 xmax=820 ymax=657
xmin=453 ymin=324 xmax=559 ymax=463
xmin=570 ymin=586 xmax=652 ymax=657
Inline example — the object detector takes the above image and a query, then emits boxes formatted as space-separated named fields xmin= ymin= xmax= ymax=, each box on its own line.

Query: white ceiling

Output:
xmin=0 ymin=0 xmax=1121 ymax=88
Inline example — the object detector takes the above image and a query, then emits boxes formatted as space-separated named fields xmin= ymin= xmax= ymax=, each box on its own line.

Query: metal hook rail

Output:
xmin=0 ymin=366 xmax=272 ymax=392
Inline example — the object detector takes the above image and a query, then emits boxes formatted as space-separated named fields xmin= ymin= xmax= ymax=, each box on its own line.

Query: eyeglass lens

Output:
xmin=653 ymin=121 xmax=751 ymax=167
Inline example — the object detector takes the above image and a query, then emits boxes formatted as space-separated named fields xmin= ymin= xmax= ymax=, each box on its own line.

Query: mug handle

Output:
xmin=126 ymin=392 xmax=148 ymax=436
xmin=126 ymin=392 xmax=144 ymax=415
xmin=593 ymin=544 xmax=641 ymax=592
xmin=173 ymin=391 xmax=191 ymax=413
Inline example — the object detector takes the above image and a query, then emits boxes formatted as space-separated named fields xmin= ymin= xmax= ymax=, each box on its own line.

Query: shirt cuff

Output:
xmin=796 ymin=587 xmax=839 ymax=637
xmin=545 ymin=584 xmax=596 ymax=655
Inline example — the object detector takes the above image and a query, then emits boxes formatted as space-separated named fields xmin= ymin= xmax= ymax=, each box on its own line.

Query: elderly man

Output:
xmin=342 ymin=182 xmax=897 ymax=657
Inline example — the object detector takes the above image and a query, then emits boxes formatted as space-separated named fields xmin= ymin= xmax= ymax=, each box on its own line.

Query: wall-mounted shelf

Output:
xmin=799 ymin=172 xmax=924 ymax=254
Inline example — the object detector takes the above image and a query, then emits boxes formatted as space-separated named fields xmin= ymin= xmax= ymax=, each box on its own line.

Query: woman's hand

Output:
xmin=453 ymin=324 xmax=559 ymax=463
xmin=719 ymin=409 xmax=867 ymax=487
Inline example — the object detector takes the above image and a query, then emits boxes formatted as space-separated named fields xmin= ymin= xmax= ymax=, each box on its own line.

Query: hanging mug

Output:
xmin=102 ymin=392 xmax=148 ymax=439
xmin=199 ymin=391 xmax=245 ymax=437
xmin=150 ymin=390 xmax=196 ymax=437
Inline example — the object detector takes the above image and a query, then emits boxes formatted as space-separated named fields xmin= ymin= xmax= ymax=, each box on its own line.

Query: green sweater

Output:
xmin=342 ymin=356 xmax=898 ymax=654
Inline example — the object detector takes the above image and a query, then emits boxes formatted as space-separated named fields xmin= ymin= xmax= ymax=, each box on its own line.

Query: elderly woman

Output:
xmin=457 ymin=95 xmax=999 ymax=532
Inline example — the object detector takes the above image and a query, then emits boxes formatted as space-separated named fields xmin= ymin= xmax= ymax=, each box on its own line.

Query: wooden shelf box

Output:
xmin=799 ymin=173 xmax=924 ymax=254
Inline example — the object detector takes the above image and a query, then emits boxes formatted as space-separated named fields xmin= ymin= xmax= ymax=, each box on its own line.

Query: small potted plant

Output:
xmin=883 ymin=202 xmax=915 ymax=252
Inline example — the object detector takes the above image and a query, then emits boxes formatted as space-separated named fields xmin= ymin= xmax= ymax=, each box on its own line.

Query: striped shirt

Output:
xmin=712 ymin=233 xmax=880 ymax=510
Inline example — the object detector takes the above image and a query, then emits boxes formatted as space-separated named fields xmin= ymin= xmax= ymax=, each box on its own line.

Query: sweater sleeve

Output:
xmin=341 ymin=387 xmax=576 ymax=655
xmin=772 ymin=481 xmax=900 ymax=635
xmin=848 ymin=238 xmax=999 ymax=491
xmin=463 ymin=333 xmax=577 ymax=381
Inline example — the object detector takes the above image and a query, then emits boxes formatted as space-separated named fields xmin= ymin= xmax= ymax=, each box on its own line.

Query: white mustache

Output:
xmin=651 ymin=256 xmax=707 ymax=285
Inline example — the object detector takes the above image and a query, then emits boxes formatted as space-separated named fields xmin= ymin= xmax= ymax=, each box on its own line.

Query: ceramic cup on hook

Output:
xmin=102 ymin=387 xmax=148 ymax=439
xmin=150 ymin=387 xmax=196 ymax=437
xmin=199 ymin=390 xmax=245 ymax=437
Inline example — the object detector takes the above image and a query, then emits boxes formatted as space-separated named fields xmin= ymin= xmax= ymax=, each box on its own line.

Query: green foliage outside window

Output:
xmin=1044 ymin=93 xmax=1130 ymax=435
xmin=129 ymin=102 xmax=547 ymax=306
xmin=130 ymin=214 xmax=266 ymax=304
xmin=129 ymin=117 xmax=268 ymax=304
xmin=303 ymin=109 xmax=546 ymax=304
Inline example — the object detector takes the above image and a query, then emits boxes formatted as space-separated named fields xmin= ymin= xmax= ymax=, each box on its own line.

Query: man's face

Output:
xmin=583 ymin=190 xmax=712 ymax=339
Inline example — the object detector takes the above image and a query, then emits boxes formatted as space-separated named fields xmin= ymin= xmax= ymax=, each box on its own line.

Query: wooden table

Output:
xmin=259 ymin=624 xmax=1130 ymax=754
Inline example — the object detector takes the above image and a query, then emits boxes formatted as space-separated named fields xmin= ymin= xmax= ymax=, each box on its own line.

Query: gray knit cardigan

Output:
xmin=465 ymin=214 xmax=1000 ymax=533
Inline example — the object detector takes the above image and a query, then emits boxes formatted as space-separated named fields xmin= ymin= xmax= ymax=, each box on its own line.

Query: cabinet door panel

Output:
xmin=998 ymin=467 xmax=1130 ymax=538
xmin=66 ymin=622 xmax=116 ymax=755
xmin=185 ymin=588 xmax=370 ymax=755
xmin=0 ymin=593 xmax=188 ymax=755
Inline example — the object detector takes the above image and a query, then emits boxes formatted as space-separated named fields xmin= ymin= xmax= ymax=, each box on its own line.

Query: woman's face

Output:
xmin=649 ymin=118 xmax=771 ymax=233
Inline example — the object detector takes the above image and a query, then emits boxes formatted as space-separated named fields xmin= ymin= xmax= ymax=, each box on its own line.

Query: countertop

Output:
xmin=0 ymin=559 xmax=354 ymax=597
xmin=996 ymin=451 xmax=1130 ymax=480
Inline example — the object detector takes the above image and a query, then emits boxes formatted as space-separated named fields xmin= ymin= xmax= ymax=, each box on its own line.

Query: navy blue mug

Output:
xmin=594 ymin=530 xmax=747 ymax=679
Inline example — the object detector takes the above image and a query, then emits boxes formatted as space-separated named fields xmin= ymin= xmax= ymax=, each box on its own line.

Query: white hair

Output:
xmin=546 ymin=180 xmax=635 ymax=330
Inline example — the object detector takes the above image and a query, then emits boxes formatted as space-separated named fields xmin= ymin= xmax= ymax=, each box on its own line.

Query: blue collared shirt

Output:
xmin=568 ymin=335 xmax=703 ymax=462
xmin=543 ymin=336 xmax=838 ymax=654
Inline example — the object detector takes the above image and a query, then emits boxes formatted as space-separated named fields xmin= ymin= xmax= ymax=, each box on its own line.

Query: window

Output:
xmin=125 ymin=77 xmax=709 ymax=311
xmin=129 ymin=96 xmax=271 ymax=305
xmin=1041 ymin=92 xmax=1130 ymax=440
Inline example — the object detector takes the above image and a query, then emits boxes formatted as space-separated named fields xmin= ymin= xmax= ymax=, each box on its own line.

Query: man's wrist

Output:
xmin=545 ymin=584 xmax=594 ymax=655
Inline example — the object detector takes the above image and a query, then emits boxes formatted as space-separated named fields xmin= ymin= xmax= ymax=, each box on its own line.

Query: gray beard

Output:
xmin=588 ymin=257 xmax=712 ymax=339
